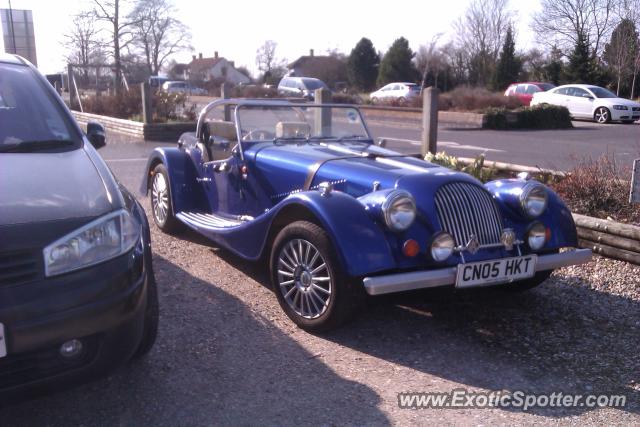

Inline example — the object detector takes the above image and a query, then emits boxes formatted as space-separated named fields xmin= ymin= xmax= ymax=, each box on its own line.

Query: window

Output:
xmin=525 ymin=85 xmax=540 ymax=95
xmin=554 ymin=87 xmax=569 ymax=95
xmin=570 ymin=87 xmax=590 ymax=98
xmin=515 ymin=84 xmax=526 ymax=94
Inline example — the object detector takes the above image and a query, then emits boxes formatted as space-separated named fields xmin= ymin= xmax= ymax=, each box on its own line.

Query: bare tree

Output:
xmin=256 ymin=40 xmax=287 ymax=84
xmin=92 ymin=0 xmax=137 ymax=94
xmin=64 ymin=12 xmax=103 ymax=80
xmin=532 ymin=0 xmax=616 ymax=58
xmin=416 ymin=33 xmax=444 ymax=89
xmin=129 ymin=0 xmax=191 ymax=76
xmin=454 ymin=0 xmax=513 ymax=86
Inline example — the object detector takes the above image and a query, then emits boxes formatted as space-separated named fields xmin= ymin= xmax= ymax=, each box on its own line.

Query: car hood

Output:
xmin=601 ymin=97 xmax=640 ymax=107
xmin=248 ymin=142 xmax=480 ymax=202
xmin=0 ymin=148 xmax=115 ymax=226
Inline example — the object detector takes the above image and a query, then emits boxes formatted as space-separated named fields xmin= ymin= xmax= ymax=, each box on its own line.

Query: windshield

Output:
xmin=301 ymin=79 xmax=327 ymax=90
xmin=236 ymin=105 xmax=371 ymax=145
xmin=588 ymin=86 xmax=618 ymax=98
xmin=537 ymin=83 xmax=555 ymax=91
xmin=0 ymin=62 xmax=79 ymax=151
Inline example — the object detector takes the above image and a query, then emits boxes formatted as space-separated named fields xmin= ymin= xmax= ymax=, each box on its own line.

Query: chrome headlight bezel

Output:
xmin=520 ymin=182 xmax=548 ymax=218
xmin=430 ymin=232 xmax=455 ymax=262
xmin=381 ymin=190 xmax=416 ymax=232
xmin=43 ymin=209 xmax=141 ymax=277
xmin=527 ymin=221 xmax=547 ymax=250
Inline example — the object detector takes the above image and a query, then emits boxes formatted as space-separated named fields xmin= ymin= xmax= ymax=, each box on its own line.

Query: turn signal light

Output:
xmin=403 ymin=239 xmax=420 ymax=257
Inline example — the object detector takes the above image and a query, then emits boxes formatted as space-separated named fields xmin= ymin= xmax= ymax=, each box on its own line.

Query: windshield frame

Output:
xmin=0 ymin=60 xmax=83 ymax=152
xmin=231 ymin=102 xmax=374 ymax=160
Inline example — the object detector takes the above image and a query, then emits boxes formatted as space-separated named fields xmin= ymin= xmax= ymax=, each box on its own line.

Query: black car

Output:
xmin=0 ymin=54 xmax=158 ymax=400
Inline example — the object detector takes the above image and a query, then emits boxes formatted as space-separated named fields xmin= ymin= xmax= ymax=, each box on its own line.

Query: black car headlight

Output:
xmin=520 ymin=183 xmax=548 ymax=218
xmin=381 ymin=190 xmax=416 ymax=232
xmin=43 ymin=210 xmax=141 ymax=277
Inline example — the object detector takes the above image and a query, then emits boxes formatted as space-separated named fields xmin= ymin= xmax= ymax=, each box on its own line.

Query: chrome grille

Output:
xmin=0 ymin=250 xmax=41 ymax=287
xmin=434 ymin=182 xmax=503 ymax=246
xmin=633 ymin=107 xmax=640 ymax=112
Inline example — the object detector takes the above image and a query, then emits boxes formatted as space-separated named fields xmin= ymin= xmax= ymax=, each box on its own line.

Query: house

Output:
xmin=187 ymin=52 xmax=251 ymax=85
xmin=287 ymin=49 xmax=348 ymax=87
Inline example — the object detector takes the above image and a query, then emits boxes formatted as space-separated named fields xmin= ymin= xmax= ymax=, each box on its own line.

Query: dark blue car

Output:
xmin=143 ymin=99 xmax=591 ymax=331
xmin=0 ymin=54 xmax=157 ymax=400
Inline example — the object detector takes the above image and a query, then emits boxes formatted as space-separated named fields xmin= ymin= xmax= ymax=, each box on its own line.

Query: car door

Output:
xmin=549 ymin=87 xmax=568 ymax=107
xmin=568 ymin=87 xmax=593 ymax=118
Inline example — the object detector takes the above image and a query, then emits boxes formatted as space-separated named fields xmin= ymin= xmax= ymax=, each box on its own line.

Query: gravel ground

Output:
xmin=2 ymin=135 xmax=639 ymax=425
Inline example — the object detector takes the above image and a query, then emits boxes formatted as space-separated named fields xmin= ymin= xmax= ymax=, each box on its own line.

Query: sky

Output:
xmin=1 ymin=0 xmax=542 ymax=75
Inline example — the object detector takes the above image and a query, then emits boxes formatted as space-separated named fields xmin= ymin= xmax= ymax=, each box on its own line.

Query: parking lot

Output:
xmin=2 ymin=128 xmax=640 ymax=425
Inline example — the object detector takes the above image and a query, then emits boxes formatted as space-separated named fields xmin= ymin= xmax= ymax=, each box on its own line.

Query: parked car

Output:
xmin=504 ymin=82 xmax=555 ymax=106
xmin=142 ymin=99 xmax=590 ymax=332
xmin=277 ymin=77 xmax=329 ymax=100
xmin=0 ymin=54 xmax=158 ymax=400
xmin=531 ymin=84 xmax=640 ymax=123
xmin=149 ymin=75 xmax=169 ymax=91
xmin=162 ymin=80 xmax=207 ymax=96
xmin=369 ymin=82 xmax=421 ymax=104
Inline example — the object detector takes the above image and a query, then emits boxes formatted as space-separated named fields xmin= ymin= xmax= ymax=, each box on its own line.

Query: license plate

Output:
xmin=456 ymin=255 xmax=537 ymax=288
xmin=0 ymin=323 xmax=6 ymax=358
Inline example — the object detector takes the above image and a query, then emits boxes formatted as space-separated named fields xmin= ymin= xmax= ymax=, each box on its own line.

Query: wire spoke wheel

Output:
xmin=152 ymin=172 xmax=169 ymax=225
xmin=277 ymin=238 xmax=332 ymax=319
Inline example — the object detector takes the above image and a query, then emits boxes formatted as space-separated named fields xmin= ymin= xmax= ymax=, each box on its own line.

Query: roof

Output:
xmin=189 ymin=57 xmax=224 ymax=70
xmin=0 ymin=53 xmax=25 ymax=65
xmin=288 ymin=55 xmax=343 ymax=69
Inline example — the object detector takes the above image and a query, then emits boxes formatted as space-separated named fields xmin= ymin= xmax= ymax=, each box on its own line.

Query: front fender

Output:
xmin=140 ymin=147 xmax=207 ymax=214
xmin=277 ymin=191 xmax=396 ymax=277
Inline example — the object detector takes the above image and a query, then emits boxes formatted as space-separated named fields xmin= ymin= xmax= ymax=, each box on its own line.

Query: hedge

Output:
xmin=484 ymin=104 xmax=573 ymax=130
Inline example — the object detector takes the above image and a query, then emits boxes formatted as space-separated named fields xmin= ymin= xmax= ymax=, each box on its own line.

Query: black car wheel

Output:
xmin=151 ymin=164 xmax=182 ymax=233
xmin=132 ymin=273 xmax=159 ymax=359
xmin=594 ymin=107 xmax=611 ymax=124
xmin=270 ymin=221 xmax=363 ymax=332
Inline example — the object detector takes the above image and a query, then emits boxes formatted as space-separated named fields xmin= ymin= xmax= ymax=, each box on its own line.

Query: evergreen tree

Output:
xmin=347 ymin=38 xmax=380 ymax=91
xmin=565 ymin=33 xmax=595 ymax=83
xmin=544 ymin=45 xmax=564 ymax=85
xmin=493 ymin=27 xmax=521 ymax=90
xmin=376 ymin=37 xmax=417 ymax=87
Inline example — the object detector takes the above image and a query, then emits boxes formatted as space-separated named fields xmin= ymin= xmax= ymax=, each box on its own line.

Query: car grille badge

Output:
xmin=465 ymin=235 xmax=480 ymax=254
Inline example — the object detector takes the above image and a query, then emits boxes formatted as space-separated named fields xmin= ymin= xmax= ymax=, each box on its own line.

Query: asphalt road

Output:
xmin=2 ymin=131 xmax=640 ymax=425
xmin=368 ymin=119 xmax=640 ymax=172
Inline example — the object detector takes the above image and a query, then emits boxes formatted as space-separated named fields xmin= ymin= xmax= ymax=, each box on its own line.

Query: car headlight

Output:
xmin=431 ymin=232 xmax=455 ymax=261
xmin=381 ymin=190 xmax=416 ymax=232
xmin=613 ymin=105 xmax=629 ymax=110
xmin=527 ymin=222 xmax=547 ymax=250
xmin=520 ymin=183 xmax=548 ymax=218
xmin=43 ymin=210 xmax=141 ymax=277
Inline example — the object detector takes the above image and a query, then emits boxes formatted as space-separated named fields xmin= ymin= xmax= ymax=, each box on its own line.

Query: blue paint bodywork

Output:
xmin=142 ymin=100 xmax=579 ymax=279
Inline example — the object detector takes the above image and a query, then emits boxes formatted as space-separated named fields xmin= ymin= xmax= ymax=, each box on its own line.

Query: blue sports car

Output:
xmin=142 ymin=99 xmax=591 ymax=331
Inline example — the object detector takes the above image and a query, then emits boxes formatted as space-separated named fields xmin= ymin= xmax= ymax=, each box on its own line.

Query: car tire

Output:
xmin=270 ymin=221 xmax=363 ymax=332
xmin=150 ymin=164 xmax=183 ymax=233
xmin=594 ymin=107 xmax=611 ymax=124
xmin=371 ymin=97 xmax=378 ymax=104
xmin=398 ymin=97 xmax=407 ymax=106
xmin=132 ymin=273 xmax=159 ymax=359
xmin=499 ymin=270 xmax=553 ymax=293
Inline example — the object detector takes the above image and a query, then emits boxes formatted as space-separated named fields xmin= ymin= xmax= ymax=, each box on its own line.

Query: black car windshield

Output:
xmin=236 ymin=104 xmax=371 ymax=145
xmin=588 ymin=86 xmax=618 ymax=98
xmin=0 ymin=62 xmax=79 ymax=152
xmin=301 ymin=79 xmax=327 ymax=90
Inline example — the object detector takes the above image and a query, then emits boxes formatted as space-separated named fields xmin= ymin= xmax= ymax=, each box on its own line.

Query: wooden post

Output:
xmin=422 ymin=87 xmax=439 ymax=156
xmin=314 ymin=88 xmax=332 ymax=136
xmin=141 ymin=82 xmax=152 ymax=124
xmin=67 ymin=64 xmax=76 ymax=110
xmin=221 ymin=82 xmax=231 ymax=121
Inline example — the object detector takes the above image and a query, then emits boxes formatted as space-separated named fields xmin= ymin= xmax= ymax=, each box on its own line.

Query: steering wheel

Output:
xmin=242 ymin=129 xmax=275 ymax=141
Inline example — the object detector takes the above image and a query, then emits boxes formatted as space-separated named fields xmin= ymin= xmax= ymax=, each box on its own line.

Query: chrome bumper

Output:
xmin=363 ymin=249 xmax=592 ymax=296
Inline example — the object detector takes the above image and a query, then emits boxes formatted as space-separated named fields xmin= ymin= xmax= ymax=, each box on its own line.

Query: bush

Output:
xmin=231 ymin=85 xmax=279 ymax=98
xmin=331 ymin=93 xmax=363 ymax=104
xmin=553 ymin=155 xmax=639 ymax=225
xmin=439 ymin=87 xmax=523 ymax=112
xmin=425 ymin=151 xmax=496 ymax=182
xmin=484 ymin=105 xmax=572 ymax=130
xmin=80 ymin=87 xmax=196 ymax=122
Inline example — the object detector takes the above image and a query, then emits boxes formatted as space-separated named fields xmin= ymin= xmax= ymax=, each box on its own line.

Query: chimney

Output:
xmin=192 ymin=55 xmax=196 ymax=61
xmin=309 ymin=49 xmax=314 ymax=57
xmin=230 ymin=61 xmax=235 ymax=68
xmin=214 ymin=51 xmax=219 ymax=59
xmin=198 ymin=52 xmax=203 ymax=59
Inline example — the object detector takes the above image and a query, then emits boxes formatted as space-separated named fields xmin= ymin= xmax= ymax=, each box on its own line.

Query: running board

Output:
xmin=177 ymin=211 xmax=251 ymax=229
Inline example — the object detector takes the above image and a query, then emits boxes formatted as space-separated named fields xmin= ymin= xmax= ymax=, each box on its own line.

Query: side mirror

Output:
xmin=376 ymin=137 xmax=387 ymax=148
xmin=87 ymin=121 xmax=106 ymax=149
